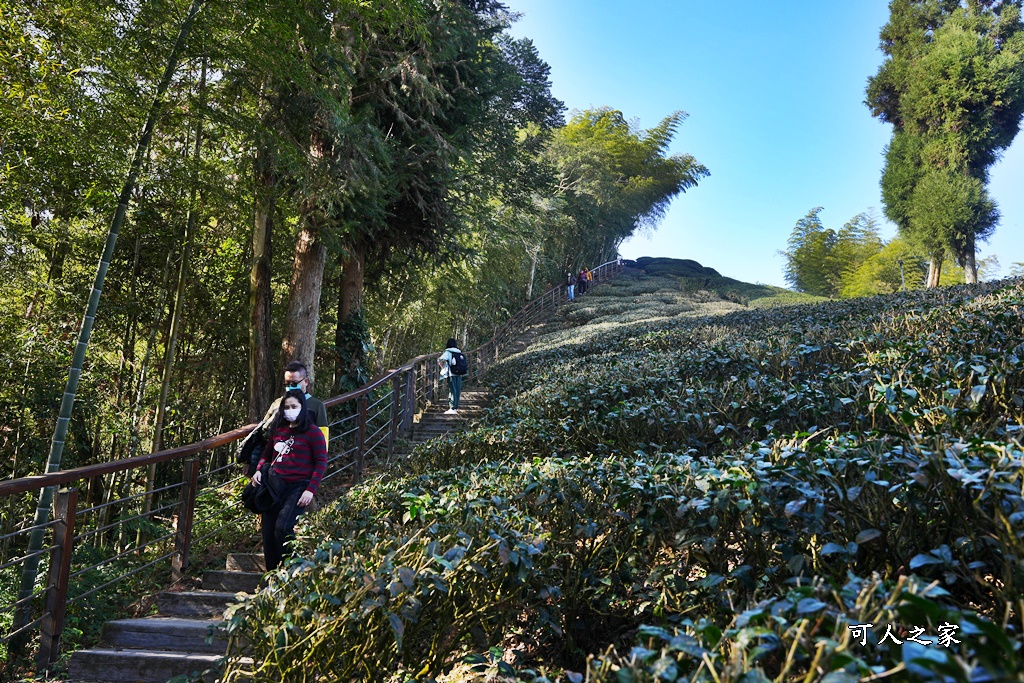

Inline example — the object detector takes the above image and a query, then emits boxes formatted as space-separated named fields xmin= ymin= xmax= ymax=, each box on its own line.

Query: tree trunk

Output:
xmin=129 ymin=249 xmax=174 ymax=460
xmin=147 ymin=56 xmax=206 ymax=516
xmin=526 ymin=246 xmax=540 ymax=299
xmin=280 ymin=209 xmax=327 ymax=385
xmin=11 ymin=0 xmax=207 ymax=649
xmin=927 ymin=253 xmax=943 ymax=288
xmin=332 ymin=243 xmax=366 ymax=394
xmin=116 ymin=235 xmax=143 ymax=407
xmin=339 ymin=244 xmax=365 ymax=322
xmin=249 ymin=146 xmax=275 ymax=422
xmin=963 ymin=235 xmax=978 ymax=284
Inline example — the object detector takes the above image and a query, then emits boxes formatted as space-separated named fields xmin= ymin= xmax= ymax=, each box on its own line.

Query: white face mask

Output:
xmin=283 ymin=408 xmax=301 ymax=422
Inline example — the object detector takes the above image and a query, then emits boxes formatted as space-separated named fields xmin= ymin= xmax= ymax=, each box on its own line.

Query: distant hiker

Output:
xmin=238 ymin=361 xmax=329 ymax=475
xmin=249 ymin=388 xmax=327 ymax=571
xmin=577 ymin=269 xmax=588 ymax=295
xmin=568 ymin=273 xmax=577 ymax=301
xmin=584 ymin=267 xmax=593 ymax=289
xmin=438 ymin=338 xmax=467 ymax=414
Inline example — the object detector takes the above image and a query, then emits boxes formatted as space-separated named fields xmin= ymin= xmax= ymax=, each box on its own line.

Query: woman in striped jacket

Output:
xmin=251 ymin=388 xmax=328 ymax=570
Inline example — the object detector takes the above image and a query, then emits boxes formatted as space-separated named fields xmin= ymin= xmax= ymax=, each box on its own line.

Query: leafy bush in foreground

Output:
xmin=219 ymin=277 xmax=1024 ymax=682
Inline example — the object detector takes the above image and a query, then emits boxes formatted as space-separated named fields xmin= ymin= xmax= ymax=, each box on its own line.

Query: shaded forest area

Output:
xmin=0 ymin=0 xmax=708 ymax=496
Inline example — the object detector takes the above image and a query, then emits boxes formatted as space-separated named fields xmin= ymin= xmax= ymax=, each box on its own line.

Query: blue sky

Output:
xmin=504 ymin=0 xmax=1024 ymax=287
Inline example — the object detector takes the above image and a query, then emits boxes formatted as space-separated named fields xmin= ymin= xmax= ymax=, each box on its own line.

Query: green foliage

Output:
xmin=909 ymin=169 xmax=999 ymax=268
xmin=544 ymin=109 xmax=708 ymax=270
xmin=219 ymin=269 xmax=1024 ymax=681
xmin=866 ymin=0 xmax=1024 ymax=271
xmin=781 ymin=209 xmax=883 ymax=297
xmin=841 ymin=237 xmax=927 ymax=296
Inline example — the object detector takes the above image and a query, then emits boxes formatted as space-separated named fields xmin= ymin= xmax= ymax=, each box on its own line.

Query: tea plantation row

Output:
xmin=218 ymin=273 xmax=1024 ymax=682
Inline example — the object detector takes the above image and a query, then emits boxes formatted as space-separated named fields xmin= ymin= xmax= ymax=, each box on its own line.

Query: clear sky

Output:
xmin=504 ymin=0 xmax=1024 ymax=287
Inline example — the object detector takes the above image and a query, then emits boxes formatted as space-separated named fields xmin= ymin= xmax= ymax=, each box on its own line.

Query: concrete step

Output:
xmin=203 ymin=569 xmax=261 ymax=593
xmin=415 ymin=426 xmax=460 ymax=434
xmin=420 ymin=416 xmax=477 ymax=423
xmin=156 ymin=590 xmax=240 ymax=618
xmin=68 ymin=648 xmax=232 ymax=683
xmin=102 ymin=617 xmax=225 ymax=654
xmin=226 ymin=553 xmax=266 ymax=572
xmin=413 ymin=433 xmax=457 ymax=442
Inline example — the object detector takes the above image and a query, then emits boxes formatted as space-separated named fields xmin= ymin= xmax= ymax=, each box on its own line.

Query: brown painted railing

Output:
xmin=0 ymin=259 xmax=622 ymax=669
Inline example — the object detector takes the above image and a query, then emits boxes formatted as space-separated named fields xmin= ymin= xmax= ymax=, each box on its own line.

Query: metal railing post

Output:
xmin=171 ymin=458 xmax=200 ymax=583
xmin=403 ymin=369 xmax=415 ymax=433
xmin=387 ymin=375 xmax=401 ymax=457
xmin=425 ymin=361 xmax=433 ymax=402
xmin=37 ymin=487 xmax=78 ymax=669
xmin=431 ymin=362 xmax=439 ymax=402
xmin=355 ymin=395 xmax=367 ymax=482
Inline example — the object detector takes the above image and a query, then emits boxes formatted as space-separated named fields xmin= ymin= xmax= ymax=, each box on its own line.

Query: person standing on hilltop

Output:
xmin=438 ymin=338 xmax=467 ymax=414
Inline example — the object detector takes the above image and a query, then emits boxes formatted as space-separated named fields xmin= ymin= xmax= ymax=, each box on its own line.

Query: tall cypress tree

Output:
xmin=866 ymin=0 xmax=1024 ymax=284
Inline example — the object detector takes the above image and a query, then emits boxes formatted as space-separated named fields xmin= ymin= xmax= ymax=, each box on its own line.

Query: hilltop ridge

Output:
xmin=561 ymin=256 xmax=820 ymax=329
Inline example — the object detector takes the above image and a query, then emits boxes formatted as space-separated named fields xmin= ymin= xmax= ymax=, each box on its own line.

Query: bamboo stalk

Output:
xmin=10 ymin=0 xmax=209 ymax=649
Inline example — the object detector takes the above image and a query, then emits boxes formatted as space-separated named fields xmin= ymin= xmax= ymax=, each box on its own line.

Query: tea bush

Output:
xmin=219 ymin=271 xmax=1024 ymax=682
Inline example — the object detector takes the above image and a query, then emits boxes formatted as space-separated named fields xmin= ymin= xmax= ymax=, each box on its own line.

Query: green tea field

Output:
xmin=219 ymin=261 xmax=1024 ymax=683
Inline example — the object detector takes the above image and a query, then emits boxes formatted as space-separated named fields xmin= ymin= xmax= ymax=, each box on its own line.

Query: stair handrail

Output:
xmin=0 ymin=258 xmax=623 ymax=669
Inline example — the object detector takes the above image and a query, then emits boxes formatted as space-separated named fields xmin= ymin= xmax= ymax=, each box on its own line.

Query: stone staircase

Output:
xmin=64 ymin=322 xmax=561 ymax=682
xmin=67 ymin=554 xmax=263 ymax=682
xmin=393 ymin=387 xmax=490 ymax=456
xmin=63 ymin=396 xmax=495 ymax=683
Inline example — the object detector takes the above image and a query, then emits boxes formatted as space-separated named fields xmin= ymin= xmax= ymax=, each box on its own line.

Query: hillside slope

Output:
xmin=219 ymin=265 xmax=1024 ymax=683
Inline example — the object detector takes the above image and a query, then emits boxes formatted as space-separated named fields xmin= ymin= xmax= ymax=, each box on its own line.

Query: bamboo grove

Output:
xmin=0 ymin=0 xmax=708 ymax=498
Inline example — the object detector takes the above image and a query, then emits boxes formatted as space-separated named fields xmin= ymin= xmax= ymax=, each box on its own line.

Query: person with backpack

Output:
xmin=438 ymin=338 xmax=467 ymax=414
xmin=577 ymin=268 xmax=588 ymax=295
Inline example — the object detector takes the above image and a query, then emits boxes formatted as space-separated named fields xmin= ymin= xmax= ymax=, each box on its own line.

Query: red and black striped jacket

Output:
xmin=257 ymin=424 xmax=327 ymax=495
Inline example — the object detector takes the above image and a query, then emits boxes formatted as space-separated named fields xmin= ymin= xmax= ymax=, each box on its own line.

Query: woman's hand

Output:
xmin=251 ymin=469 xmax=262 ymax=486
xmin=297 ymin=490 xmax=314 ymax=507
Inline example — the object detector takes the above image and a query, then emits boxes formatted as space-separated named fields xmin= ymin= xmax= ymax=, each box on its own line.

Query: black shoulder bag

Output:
xmin=241 ymin=463 xmax=284 ymax=514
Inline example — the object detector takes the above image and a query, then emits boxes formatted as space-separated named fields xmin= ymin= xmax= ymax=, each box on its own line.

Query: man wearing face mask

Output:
xmin=239 ymin=361 xmax=329 ymax=474
xmin=281 ymin=361 xmax=328 ymax=428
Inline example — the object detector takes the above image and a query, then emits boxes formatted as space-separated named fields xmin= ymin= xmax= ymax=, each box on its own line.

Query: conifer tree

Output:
xmin=867 ymin=0 xmax=1024 ymax=284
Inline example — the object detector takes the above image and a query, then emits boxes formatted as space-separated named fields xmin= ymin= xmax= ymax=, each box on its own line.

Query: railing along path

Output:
xmin=0 ymin=260 xmax=622 ymax=669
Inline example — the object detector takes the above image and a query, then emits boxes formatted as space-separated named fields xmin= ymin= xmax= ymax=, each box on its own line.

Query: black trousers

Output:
xmin=261 ymin=479 xmax=309 ymax=571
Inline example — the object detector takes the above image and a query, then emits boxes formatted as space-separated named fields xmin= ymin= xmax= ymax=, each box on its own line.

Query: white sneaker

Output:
xmin=444 ymin=408 xmax=457 ymax=414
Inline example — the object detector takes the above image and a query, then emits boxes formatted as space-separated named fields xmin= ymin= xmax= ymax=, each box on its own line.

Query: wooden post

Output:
xmin=387 ymin=374 xmax=400 ymax=457
xmin=355 ymin=395 xmax=367 ymax=482
xmin=37 ymin=487 xmax=78 ymax=669
xmin=171 ymin=458 xmax=200 ymax=583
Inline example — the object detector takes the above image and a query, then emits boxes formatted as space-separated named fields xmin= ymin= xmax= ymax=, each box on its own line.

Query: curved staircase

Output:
xmin=67 ymin=394 xmax=494 ymax=683
xmin=66 ymin=318 xmax=564 ymax=682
